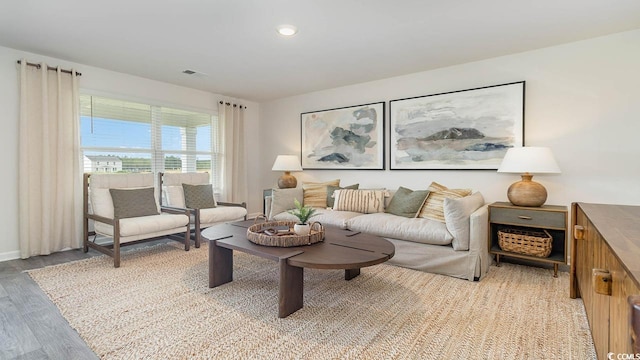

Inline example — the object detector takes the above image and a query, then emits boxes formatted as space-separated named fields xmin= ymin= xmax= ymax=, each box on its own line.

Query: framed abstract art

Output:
xmin=389 ymin=81 xmax=525 ymax=170
xmin=301 ymin=102 xmax=385 ymax=170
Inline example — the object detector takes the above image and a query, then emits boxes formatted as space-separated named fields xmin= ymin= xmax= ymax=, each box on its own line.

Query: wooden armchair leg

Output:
xmin=113 ymin=220 xmax=121 ymax=268
xmin=195 ymin=227 xmax=202 ymax=248
xmin=184 ymin=224 xmax=190 ymax=251
xmin=114 ymin=236 xmax=121 ymax=268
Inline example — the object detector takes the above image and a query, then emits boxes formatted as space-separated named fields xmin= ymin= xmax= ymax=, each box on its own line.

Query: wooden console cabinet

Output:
xmin=571 ymin=203 xmax=640 ymax=359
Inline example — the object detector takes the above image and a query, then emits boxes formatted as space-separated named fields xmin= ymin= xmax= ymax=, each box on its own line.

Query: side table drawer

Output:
xmin=490 ymin=207 xmax=566 ymax=229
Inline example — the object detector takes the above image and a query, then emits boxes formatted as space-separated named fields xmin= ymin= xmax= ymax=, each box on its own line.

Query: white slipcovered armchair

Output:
xmin=83 ymin=173 xmax=191 ymax=267
xmin=158 ymin=172 xmax=247 ymax=247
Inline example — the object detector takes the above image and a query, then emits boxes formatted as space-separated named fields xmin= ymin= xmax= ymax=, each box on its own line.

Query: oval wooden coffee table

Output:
xmin=202 ymin=220 xmax=395 ymax=318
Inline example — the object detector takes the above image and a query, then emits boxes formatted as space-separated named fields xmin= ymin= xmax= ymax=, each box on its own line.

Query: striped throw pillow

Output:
xmin=417 ymin=182 xmax=472 ymax=222
xmin=333 ymin=189 xmax=385 ymax=214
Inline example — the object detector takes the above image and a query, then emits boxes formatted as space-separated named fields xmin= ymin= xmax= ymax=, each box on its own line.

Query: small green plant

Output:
xmin=288 ymin=198 xmax=317 ymax=225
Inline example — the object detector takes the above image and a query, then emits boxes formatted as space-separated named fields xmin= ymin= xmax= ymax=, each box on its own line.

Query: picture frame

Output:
xmin=389 ymin=81 xmax=525 ymax=170
xmin=301 ymin=102 xmax=385 ymax=170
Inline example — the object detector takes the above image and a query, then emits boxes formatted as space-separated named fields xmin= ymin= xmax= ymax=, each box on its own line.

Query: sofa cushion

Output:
xmin=326 ymin=184 xmax=359 ymax=208
xmin=346 ymin=213 xmax=453 ymax=245
xmin=182 ymin=183 xmax=217 ymax=209
xmin=109 ymin=187 xmax=159 ymax=219
xmin=333 ymin=189 xmax=385 ymax=214
xmin=302 ymin=180 xmax=340 ymax=208
xmin=417 ymin=182 xmax=472 ymax=222
xmin=269 ymin=187 xmax=303 ymax=219
xmin=444 ymin=192 xmax=485 ymax=251
xmin=385 ymin=187 xmax=430 ymax=218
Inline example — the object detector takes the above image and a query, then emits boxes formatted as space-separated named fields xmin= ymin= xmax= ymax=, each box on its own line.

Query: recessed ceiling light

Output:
xmin=276 ymin=24 xmax=298 ymax=37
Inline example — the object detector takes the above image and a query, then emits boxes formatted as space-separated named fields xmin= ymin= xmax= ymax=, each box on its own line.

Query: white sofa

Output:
xmin=265 ymin=188 xmax=492 ymax=281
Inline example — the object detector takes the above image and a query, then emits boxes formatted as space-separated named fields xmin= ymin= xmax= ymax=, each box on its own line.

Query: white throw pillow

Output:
xmin=444 ymin=192 xmax=485 ymax=251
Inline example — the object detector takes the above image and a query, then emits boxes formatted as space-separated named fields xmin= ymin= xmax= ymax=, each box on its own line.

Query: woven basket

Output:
xmin=498 ymin=228 xmax=553 ymax=258
xmin=247 ymin=219 xmax=324 ymax=247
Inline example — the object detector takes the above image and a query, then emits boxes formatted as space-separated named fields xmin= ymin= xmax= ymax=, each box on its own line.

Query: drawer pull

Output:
xmin=592 ymin=269 xmax=612 ymax=296
xmin=574 ymin=225 xmax=585 ymax=240
xmin=517 ymin=215 xmax=533 ymax=220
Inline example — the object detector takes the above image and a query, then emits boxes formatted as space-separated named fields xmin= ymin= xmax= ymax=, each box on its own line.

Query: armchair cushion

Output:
xmin=109 ymin=187 xmax=159 ymax=219
xmin=199 ymin=206 xmax=248 ymax=226
xmin=182 ymin=184 xmax=217 ymax=209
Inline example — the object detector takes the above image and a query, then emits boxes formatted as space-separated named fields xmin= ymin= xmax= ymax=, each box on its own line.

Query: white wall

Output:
xmin=0 ymin=45 xmax=261 ymax=260
xmin=258 ymin=30 xmax=640 ymax=211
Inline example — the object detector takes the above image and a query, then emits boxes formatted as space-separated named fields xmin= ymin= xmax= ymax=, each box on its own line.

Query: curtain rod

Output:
xmin=16 ymin=60 xmax=82 ymax=76
xmin=219 ymin=100 xmax=247 ymax=109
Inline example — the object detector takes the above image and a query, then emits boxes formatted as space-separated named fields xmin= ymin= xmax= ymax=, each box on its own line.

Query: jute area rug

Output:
xmin=28 ymin=242 xmax=595 ymax=359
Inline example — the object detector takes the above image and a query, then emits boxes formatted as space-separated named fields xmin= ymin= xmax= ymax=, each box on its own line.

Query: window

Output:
xmin=80 ymin=95 xmax=222 ymax=192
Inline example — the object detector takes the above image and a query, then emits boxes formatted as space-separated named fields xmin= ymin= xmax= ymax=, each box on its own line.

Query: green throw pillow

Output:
xmin=109 ymin=187 xmax=159 ymax=219
xmin=385 ymin=187 xmax=430 ymax=218
xmin=327 ymin=184 xmax=359 ymax=208
xmin=182 ymin=184 xmax=217 ymax=209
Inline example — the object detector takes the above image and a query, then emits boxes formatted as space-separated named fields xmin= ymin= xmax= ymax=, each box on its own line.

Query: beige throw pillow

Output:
xmin=269 ymin=187 xmax=303 ymax=219
xmin=417 ymin=182 xmax=472 ymax=222
xmin=333 ymin=189 xmax=385 ymax=214
xmin=302 ymin=179 xmax=340 ymax=208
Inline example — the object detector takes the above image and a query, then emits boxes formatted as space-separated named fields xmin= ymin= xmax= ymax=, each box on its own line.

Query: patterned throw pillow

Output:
xmin=385 ymin=187 xmax=430 ymax=218
xmin=182 ymin=184 xmax=217 ymax=209
xmin=417 ymin=182 xmax=472 ymax=222
xmin=302 ymin=179 xmax=340 ymax=208
xmin=326 ymin=184 xmax=359 ymax=208
xmin=333 ymin=189 xmax=386 ymax=214
xmin=109 ymin=187 xmax=159 ymax=219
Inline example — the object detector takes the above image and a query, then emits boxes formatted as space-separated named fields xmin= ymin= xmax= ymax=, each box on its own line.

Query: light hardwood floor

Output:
xmin=0 ymin=238 xmax=175 ymax=360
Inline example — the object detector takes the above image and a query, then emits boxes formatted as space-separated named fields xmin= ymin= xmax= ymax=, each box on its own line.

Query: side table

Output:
xmin=488 ymin=201 xmax=567 ymax=277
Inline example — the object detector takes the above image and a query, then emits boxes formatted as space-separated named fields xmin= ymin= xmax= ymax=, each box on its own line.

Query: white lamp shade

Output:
xmin=497 ymin=147 xmax=561 ymax=174
xmin=272 ymin=155 xmax=302 ymax=172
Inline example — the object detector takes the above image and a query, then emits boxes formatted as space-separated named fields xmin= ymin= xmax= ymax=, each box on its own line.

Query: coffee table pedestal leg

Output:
xmin=209 ymin=241 xmax=233 ymax=288
xmin=279 ymin=259 xmax=303 ymax=318
xmin=345 ymin=268 xmax=361 ymax=280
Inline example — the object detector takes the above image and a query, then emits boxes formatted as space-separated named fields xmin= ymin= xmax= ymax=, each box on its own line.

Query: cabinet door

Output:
xmin=592 ymin=229 xmax=610 ymax=360
xmin=609 ymin=250 xmax=640 ymax=355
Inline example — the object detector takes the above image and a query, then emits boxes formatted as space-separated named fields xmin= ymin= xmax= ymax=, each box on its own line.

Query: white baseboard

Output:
xmin=0 ymin=250 xmax=21 ymax=262
xmin=246 ymin=212 xmax=262 ymax=220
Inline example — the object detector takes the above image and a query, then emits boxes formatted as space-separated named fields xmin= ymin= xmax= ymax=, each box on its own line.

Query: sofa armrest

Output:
xmin=469 ymin=205 xmax=488 ymax=252
xmin=469 ymin=204 xmax=493 ymax=279
xmin=264 ymin=195 xmax=273 ymax=219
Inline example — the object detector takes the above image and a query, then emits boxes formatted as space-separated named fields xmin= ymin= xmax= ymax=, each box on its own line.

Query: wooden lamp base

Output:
xmin=507 ymin=173 xmax=547 ymax=207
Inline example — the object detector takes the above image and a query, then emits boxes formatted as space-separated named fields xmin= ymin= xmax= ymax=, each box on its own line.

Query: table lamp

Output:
xmin=497 ymin=147 xmax=561 ymax=207
xmin=272 ymin=155 xmax=302 ymax=189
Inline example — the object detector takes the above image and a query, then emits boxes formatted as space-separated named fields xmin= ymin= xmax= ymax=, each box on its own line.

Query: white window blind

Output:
xmin=80 ymin=94 xmax=222 ymax=192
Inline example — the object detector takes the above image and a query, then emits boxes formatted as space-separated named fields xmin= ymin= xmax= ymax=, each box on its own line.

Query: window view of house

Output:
xmin=79 ymin=94 xmax=222 ymax=189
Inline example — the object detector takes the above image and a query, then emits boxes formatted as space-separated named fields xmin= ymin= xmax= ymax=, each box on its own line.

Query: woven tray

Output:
xmin=247 ymin=220 xmax=324 ymax=247
xmin=498 ymin=228 xmax=552 ymax=258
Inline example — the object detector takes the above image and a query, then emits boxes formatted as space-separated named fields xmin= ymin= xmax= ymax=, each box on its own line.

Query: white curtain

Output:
xmin=219 ymin=101 xmax=247 ymax=203
xmin=19 ymin=60 xmax=82 ymax=258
